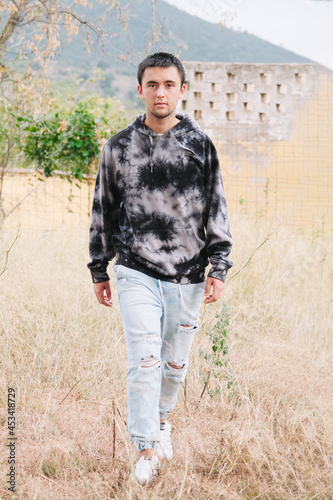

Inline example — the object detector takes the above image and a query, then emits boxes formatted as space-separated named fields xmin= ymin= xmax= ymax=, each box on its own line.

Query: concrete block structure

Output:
xmin=182 ymin=62 xmax=333 ymax=232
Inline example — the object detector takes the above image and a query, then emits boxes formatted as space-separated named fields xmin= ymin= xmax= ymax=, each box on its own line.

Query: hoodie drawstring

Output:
xmin=178 ymin=284 xmax=185 ymax=312
xmin=158 ymin=280 xmax=185 ymax=313
xmin=158 ymin=280 xmax=164 ymax=301
xmin=149 ymin=134 xmax=154 ymax=172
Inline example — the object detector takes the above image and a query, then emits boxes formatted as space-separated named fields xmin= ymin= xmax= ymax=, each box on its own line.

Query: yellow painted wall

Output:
xmin=218 ymin=74 xmax=333 ymax=233
xmin=2 ymin=173 xmax=93 ymax=234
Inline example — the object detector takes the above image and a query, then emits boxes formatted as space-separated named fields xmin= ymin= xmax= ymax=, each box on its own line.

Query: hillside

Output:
xmin=49 ymin=0 xmax=314 ymax=101
xmin=133 ymin=0 xmax=313 ymax=64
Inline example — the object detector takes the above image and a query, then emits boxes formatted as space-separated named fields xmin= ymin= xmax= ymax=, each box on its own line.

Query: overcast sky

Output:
xmin=165 ymin=0 xmax=333 ymax=70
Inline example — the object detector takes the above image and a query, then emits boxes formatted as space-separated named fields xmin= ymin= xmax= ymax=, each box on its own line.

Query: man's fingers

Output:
xmin=93 ymin=281 xmax=112 ymax=307
xmin=95 ymin=291 xmax=111 ymax=305
xmin=204 ymin=277 xmax=225 ymax=304
xmin=104 ymin=287 xmax=111 ymax=301
xmin=204 ymin=277 xmax=215 ymax=303
xmin=204 ymin=281 xmax=211 ymax=298
xmin=99 ymin=291 xmax=112 ymax=307
xmin=204 ymin=293 xmax=215 ymax=304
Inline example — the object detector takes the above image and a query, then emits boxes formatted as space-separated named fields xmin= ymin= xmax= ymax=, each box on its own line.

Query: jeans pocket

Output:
xmin=114 ymin=264 xmax=127 ymax=283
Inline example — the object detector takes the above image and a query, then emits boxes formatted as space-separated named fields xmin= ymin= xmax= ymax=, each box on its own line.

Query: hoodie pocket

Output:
xmin=131 ymin=228 xmax=200 ymax=266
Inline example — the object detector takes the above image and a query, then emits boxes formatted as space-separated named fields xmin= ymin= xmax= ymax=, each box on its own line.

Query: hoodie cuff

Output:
xmin=207 ymin=267 xmax=228 ymax=283
xmin=89 ymin=269 xmax=110 ymax=284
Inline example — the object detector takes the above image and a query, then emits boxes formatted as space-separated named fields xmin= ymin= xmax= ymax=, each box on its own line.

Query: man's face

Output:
xmin=138 ymin=66 xmax=185 ymax=120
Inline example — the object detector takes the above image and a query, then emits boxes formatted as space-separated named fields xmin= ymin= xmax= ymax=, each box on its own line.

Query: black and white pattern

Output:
xmin=88 ymin=113 xmax=233 ymax=283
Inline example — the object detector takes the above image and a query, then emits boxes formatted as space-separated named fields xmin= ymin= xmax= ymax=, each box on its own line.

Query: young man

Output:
xmin=88 ymin=52 xmax=233 ymax=483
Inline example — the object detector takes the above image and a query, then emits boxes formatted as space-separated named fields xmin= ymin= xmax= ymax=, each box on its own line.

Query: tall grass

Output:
xmin=1 ymin=214 xmax=332 ymax=499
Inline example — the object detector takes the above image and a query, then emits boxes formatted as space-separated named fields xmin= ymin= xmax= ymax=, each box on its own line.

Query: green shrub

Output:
xmin=23 ymin=103 xmax=100 ymax=181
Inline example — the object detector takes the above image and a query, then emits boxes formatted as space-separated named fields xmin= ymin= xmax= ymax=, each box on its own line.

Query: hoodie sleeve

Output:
xmin=205 ymin=142 xmax=233 ymax=282
xmin=87 ymin=142 xmax=120 ymax=283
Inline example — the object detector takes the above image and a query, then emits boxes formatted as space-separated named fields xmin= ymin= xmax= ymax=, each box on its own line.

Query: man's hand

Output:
xmin=204 ymin=277 xmax=225 ymax=304
xmin=93 ymin=281 xmax=112 ymax=307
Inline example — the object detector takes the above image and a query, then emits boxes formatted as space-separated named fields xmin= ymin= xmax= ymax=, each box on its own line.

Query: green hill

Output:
xmin=130 ymin=0 xmax=313 ymax=64
xmin=50 ymin=0 xmax=313 ymax=101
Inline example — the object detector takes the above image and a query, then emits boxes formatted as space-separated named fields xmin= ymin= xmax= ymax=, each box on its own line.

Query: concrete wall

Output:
xmin=183 ymin=62 xmax=333 ymax=232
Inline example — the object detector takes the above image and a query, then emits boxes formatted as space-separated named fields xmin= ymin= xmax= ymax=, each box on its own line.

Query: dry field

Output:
xmin=0 ymin=213 xmax=332 ymax=499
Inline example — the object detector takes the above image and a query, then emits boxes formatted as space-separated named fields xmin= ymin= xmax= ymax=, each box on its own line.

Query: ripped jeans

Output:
xmin=114 ymin=265 xmax=205 ymax=451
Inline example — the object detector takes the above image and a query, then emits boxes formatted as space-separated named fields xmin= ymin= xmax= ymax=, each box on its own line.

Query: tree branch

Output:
xmin=0 ymin=0 xmax=29 ymax=52
xmin=228 ymin=236 xmax=271 ymax=283
xmin=0 ymin=229 xmax=19 ymax=279
xmin=3 ymin=184 xmax=40 ymax=221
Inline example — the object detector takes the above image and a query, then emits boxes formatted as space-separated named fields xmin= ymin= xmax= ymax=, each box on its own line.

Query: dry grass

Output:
xmin=0 ymin=214 xmax=332 ymax=499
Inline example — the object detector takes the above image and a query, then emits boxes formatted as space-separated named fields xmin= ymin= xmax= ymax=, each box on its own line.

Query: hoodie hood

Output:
xmin=129 ymin=113 xmax=202 ymax=172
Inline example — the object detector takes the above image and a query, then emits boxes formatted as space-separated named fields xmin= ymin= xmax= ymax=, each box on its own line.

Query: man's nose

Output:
xmin=156 ymin=86 xmax=165 ymax=97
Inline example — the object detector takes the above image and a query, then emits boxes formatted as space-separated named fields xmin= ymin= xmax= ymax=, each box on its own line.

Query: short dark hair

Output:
xmin=137 ymin=52 xmax=186 ymax=87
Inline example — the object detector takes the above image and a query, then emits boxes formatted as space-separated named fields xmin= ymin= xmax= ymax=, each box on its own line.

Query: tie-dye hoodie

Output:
xmin=88 ymin=113 xmax=232 ymax=284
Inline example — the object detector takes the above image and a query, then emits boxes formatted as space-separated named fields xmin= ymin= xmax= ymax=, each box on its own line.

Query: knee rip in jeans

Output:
xmin=144 ymin=332 xmax=161 ymax=345
xmin=164 ymin=361 xmax=186 ymax=383
xmin=178 ymin=323 xmax=198 ymax=333
xmin=166 ymin=361 xmax=185 ymax=370
xmin=139 ymin=355 xmax=161 ymax=371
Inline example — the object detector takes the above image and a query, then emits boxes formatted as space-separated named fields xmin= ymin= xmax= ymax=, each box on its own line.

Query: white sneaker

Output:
xmin=156 ymin=422 xmax=173 ymax=460
xmin=134 ymin=455 xmax=160 ymax=483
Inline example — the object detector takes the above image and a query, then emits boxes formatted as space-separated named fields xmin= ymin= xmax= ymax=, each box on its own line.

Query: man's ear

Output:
xmin=138 ymin=85 xmax=144 ymax=99
xmin=179 ymin=84 xmax=185 ymax=98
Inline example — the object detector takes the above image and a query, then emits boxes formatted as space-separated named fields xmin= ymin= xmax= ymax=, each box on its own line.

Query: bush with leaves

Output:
xmin=0 ymin=92 xmax=129 ymax=219
xmin=22 ymin=95 xmax=130 ymax=181
xmin=23 ymin=103 xmax=100 ymax=181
